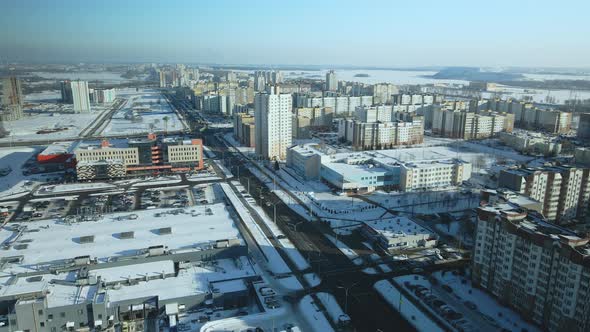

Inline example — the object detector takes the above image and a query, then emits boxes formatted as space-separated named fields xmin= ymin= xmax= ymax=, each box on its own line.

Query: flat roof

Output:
xmin=1 ymin=203 xmax=241 ymax=274
xmin=365 ymin=216 xmax=434 ymax=239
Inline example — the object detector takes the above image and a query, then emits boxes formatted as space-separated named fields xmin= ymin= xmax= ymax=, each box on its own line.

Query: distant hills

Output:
xmin=428 ymin=67 xmax=524 ymax=81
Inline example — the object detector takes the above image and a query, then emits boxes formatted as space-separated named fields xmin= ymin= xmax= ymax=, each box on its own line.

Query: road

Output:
xmin=203 ymin=130 xmax=419 ymax=332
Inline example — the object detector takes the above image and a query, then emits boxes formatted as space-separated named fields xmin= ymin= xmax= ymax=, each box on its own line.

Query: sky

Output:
xmin=1 ymin=0 xmax=589 ymax=68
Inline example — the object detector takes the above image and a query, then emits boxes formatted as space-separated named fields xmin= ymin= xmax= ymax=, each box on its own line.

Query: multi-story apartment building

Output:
xmin=254 ymin=86 xmax=292 ymax=160
xmin=472 ymin=196 xmax=590 ymax=332
xmin=516 ymin=107 xmax=572 ymax=134
xmin=294 ymin=95 xmax=373 ymax=115
xmin=233 ymin=113 xmax=256 ymax=147
xmin=498 ymin=131 xmax=562 ymax=156
xmin=399 ymin=160 xmax=471 ymax=191
xmin=337 ymin=115 xmax=424 ymax=150
xmin=292 ymin=106 xmax=333 ymax=139
xmin=0 ymin=76 xmax=24 ymax=121
xmin=326 ymin=70 xmax=338 ymax=91
xmin=432 ymin=108 xmax=514 ymax=139
xmin=75 ymin=135 xmax=203 ymax=180
xmin=578 ymin=113 xmax=590 ymax=139
xmin=91 ymin=88 xmax=116 ymax=103
xmin=71 ymin=80 xmax=91 ymax=113
xmin=60 ymin=80 xmax=73 ymax=103
xmin=498 ymin=166 xmax=590 ymax=223
xmin=372 ymin=83 xmax=399 ymax=104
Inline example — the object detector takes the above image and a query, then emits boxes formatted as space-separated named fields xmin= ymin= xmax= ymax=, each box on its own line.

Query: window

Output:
xmin=60 ymin=312 xmax=66 ymax=318
xmin=40 ymin=322 xmax=45 ymax=327
xmin=48 ymin=314 xmax=53 ymax=320
xmin=38 ymin=309 xmax=43 ymax=315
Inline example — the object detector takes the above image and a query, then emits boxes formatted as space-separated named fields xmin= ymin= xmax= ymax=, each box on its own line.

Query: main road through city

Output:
xmin=201 ymin=129 xmax=418 ymax=332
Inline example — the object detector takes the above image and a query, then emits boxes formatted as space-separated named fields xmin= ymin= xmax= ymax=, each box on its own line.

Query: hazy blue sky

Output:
xmin=1 ymin=0 xmax=589 ymax=67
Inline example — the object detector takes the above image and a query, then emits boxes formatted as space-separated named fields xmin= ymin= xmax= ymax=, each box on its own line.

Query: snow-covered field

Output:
xmin=0 ymin=108 xmax=109 ymax=143
xmin=29 ymin=71 xmax=132 ymax=83
xmin=0 ymin=147 xmax=38 ymax=197
xmin=24 ymin=90 xmax=62 ymax=103
xmin=100 ymin=89 xmax=186 ymax=136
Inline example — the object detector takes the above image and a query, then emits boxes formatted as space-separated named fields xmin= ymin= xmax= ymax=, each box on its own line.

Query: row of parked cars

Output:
xmin=405 ymin=282 xmax=475 ymax=332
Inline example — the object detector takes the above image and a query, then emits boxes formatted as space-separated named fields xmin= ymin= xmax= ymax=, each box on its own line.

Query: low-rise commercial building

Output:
xmin=361 ymin=216 xmax=438 ymax=252
xmin=286 ymin=144 xmax=471 ymax=192
xmin=0 ymin=202 xmax=253 ymax=332
xmin=472 ymin=197 xmax=590 ymax=332
xmin=75 ymin=135 xmax=203 ymax=180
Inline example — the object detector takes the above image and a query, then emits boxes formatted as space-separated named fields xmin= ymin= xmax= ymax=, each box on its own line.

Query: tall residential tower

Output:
xmin=254 ymin=86 xmax=292 ymax=160
xmin=1 ymin=76 xmax=24 ymax=121
xmin=71 ymin=80 xmax=91 ymax=113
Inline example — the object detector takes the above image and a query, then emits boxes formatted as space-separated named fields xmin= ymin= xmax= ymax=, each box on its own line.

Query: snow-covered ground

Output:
xmin=0 ymin=106 xmax=110 ymax=142
xmin=0 ymin=147 xmax=66 ymax=199
xmin=232 ymin=181 xmax=310 ymax=271
xmin=432 ymin=271 xmax=540 ymax=332
xmin=100 ymin=89 xmax=186 ymax=136
xmin=24 ymin=90 xmax=62 ymax=103
xmin=298 ymin=295 xmax=336 ymax=332
xmin=324 ymin=234 xmax=363 ymax=266
xmin=219 ymin=182 xmax=292 ymax=276
xmin=367 ymin=189 xmax=480 ymax=214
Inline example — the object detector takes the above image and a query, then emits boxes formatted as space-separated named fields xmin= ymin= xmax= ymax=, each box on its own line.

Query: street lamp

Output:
xmin=336 ymin=281 xmax=361 ymax=314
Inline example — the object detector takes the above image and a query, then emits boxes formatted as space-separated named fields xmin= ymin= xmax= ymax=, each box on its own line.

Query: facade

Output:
xmin=515 ymin=107 xmax=572 ymax=134
xmin=472 ymin=200 xmax=590 ymax=332
xmin=286 ymin=144 xmax=471 ymax=192
xmin=400 ymin=160 xmax=471 ymax=191
xmin=295 ymin=95 xmax=372 ymax=115
xmin=1 ymin=76 xmax=24 ymax=121
xmin=75 ymin=136 xmax=204 ymax=180
xmin=575 ymin=148 xmax=590 ymax=166
xmin=337 ymin=115 xmax=424 ymax=150
xmin=498 ymin=131 xmax=562 ymax=156
xmin=372 ymin=83 xmax=399 ymax=104
xmin=234 ymin=113 xmax=256 ymax=147
xmin=286 ymin=144 xmax=322 ymax=180
xmin=71 ymin=80 xmax=91 ymax=113
xmin=60 ymin=80 xmax=73 ymax=103
xmin=91 ymin=88 xmax=116 ymax=103
xmin=432 ymin=108 xmax=514 ymax=139
xmin=498 ymin=166 xmax=590 ymax=223
xmin=254 ymin=86 xmax=292 ymax=160
xmin=292 ymin=107 xmax=333 ymax=139
xmin=578 ymin=113 xmax=590 ymax=139
xmin=326 ymin=70 xmax=337 ymax=91
xmin=361 ymin=216 xmax=438 ymax=252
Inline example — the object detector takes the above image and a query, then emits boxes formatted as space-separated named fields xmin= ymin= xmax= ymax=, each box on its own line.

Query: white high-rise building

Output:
xmin=254 ymin=86 xmax=292 ymax=160
xmin=326 ymin=70 xmax=337 ymax=91
xmin=71 ymin=80 xmax=91 ymax=113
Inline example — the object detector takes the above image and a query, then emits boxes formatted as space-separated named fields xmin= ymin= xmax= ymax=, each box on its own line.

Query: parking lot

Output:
xmin=18 ymin=197 xmax=76 ymax=221
xmin=140 ymin=186 xmax=193 ymax=210
xmin=192 ymin=184 xmax=215 ymax=205
xmin=0 ymin=201 xmax=19 ymax=224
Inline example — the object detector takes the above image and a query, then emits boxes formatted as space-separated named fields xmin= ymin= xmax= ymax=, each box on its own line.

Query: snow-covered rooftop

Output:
xmin=1 ymin=203 xmax=242 ymax=274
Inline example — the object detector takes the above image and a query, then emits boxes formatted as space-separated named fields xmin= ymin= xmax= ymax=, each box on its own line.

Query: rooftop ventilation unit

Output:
xmin=119 ymin=231 xmax=134 ymax=239
xmin=157 ymin=227 xmax=172 ymax=235
xmin=78 ymin=235 xmax=95 ymax=244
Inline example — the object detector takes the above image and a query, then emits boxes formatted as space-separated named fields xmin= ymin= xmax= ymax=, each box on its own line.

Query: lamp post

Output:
xmin=336 ymin=281 xmax=361 ymax=314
